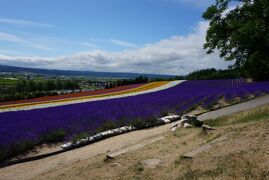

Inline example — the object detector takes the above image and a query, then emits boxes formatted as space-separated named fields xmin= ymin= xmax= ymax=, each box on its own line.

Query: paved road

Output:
xmin=198 ymin=95 xmax=269 ymax=121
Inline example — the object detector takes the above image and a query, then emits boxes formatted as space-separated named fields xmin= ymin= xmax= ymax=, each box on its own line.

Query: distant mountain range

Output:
xmin=0 ymin=65 xmax=174 ymax=79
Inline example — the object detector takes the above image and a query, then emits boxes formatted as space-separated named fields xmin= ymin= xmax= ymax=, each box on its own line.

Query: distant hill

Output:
xmin=0 ymin=65 xmax=174 ymax=79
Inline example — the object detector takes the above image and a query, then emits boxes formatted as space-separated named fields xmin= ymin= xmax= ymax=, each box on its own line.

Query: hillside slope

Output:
xmin=36 ymin=104 xmax=269 ymax=180
xmin=0 ymin=100 xmax=268 ymax=180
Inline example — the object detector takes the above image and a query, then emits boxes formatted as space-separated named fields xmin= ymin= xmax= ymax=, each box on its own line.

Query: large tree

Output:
xmin=203 ymin=0 xmax=269 ymax=81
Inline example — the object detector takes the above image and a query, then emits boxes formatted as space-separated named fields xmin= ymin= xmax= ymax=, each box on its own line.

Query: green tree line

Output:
xmin=0 ymin=79 xmax=79 ymax=102
xmin=105 ymin=76 xmax=149 ymax=89
xmin=16 ymin=79 xmax=79 ymax=92
xmin=186 ymin=68 xmax=242 ymax=80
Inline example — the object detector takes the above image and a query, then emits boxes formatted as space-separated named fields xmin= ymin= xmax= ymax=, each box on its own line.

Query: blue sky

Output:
xmin=0 ymin=0 xmax=230 ymax=75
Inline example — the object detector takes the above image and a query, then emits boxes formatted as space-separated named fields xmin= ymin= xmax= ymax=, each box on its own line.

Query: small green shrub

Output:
xmin=72 ymin=131 xmax=92 ymax=142
xmin=2 ymin=140 xmax=36 ymax=161
xmin=190 ymin=119 xmax=203 ymax=127
xmin=144 ymin=116 xmax=158 ymax=126
xmin=96 ymin=120 xmax=117 ymax=133
xmin=41 ymin=129 xmax=66 ymax=143
xmin=116 ymin=117 xmax=127 ymax=127
xmin=129 ymin=119 xmax=145 ymax=129
xmin=134 ymin=162 xmax=144 ymax=173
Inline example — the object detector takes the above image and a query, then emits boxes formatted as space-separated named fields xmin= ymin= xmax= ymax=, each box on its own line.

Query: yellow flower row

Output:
xmin=0 ymin=81 xmax=170 ymax=110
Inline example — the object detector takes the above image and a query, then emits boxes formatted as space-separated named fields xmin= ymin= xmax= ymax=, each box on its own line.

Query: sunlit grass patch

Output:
xmin=205 ymin=104 xmax=269 ymax=127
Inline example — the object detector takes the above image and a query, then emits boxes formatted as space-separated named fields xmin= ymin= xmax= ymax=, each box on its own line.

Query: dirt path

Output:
xmin=198 ymin=95 xmax=269 ymax=121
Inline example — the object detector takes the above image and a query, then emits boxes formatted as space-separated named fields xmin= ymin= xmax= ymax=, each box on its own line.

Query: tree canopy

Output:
xmin=186 ymin=68 xmax=240 ymax=80
xmin=203 ymin=0 xmax=269 ymax=81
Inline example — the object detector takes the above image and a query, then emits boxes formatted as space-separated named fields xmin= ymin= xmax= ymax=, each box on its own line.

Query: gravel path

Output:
xmin=0 ymin=80 xmax=184 ymax=113
xmin=198 ymin=95 xmax=269 ymax=121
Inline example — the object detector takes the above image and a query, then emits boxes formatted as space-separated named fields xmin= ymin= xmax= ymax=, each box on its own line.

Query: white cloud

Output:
xmin=0 ymin=31 xmax=29 ymax=43
xmin=47 ymin=38 xmax=97 ymax=48
xmin=110 ymin=39 xmax=137 ymax=48
xmin=0 ymin=30 xmax=98 ymax=51
xmin=77 ymin=42 xmax=97 ymax=48
xmin=0 ymin=22 xmax=231 ymax=75
xmin=0 ymin=49 xmax=28 ymax=56
xmin=0 ymin=18 xmax=55 ymax=28
xmin=0 ymin=31 xmax=52 ymax=50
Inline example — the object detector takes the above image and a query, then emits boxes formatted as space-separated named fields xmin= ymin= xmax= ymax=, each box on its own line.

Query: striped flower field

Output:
xmin=0 ymin=83 xmax=148 ymax=106
xmin=0 ymin=79 xmax=269 ymax=161
xmin=0 ymin=81 xmax=171 ymax=112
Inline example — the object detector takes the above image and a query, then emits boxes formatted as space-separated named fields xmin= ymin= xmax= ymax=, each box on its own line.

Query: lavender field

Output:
xmin=1 ymin=79 xmax=269 ymax=160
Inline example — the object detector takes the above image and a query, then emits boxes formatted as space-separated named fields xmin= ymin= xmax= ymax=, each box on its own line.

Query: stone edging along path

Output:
xmin=0 ymin=80 xmax=184 ymax=113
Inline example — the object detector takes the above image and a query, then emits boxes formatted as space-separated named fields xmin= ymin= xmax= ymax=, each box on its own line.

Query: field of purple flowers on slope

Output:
xmin=0 ymin=79 xmax=269 ymax=161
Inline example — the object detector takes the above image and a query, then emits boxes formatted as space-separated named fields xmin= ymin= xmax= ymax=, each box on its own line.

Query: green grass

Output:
xmin=204 ymin=105 xmax=269 ymax=127
xmin=0 ymin=78 xmax=18 ymax=85
xmin=176 ymin=151 xmax=260 ymax=180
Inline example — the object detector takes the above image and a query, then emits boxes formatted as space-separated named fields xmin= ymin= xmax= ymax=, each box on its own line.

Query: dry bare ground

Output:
xmin=0 ymin=102 xmax=269 ymax=180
